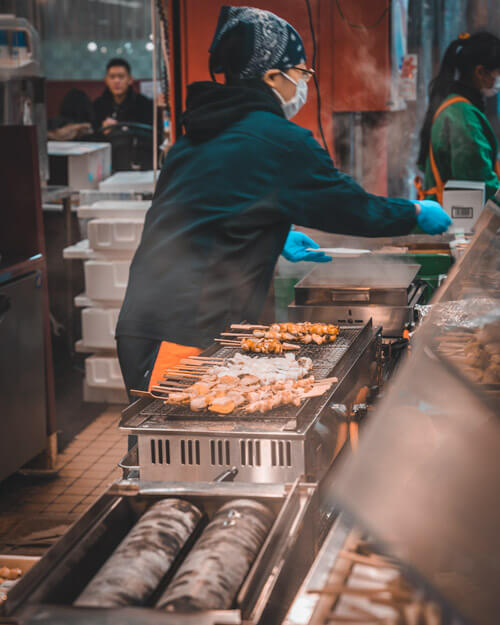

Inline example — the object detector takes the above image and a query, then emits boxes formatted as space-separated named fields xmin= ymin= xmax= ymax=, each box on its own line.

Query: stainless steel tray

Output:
xmin=294 ymin=260 xmax=421 ymax=306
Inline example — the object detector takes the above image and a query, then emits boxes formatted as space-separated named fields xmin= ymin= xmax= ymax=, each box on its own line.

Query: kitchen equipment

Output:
xmin=120 ymin=320 xmax=381 ymax=483
xmin=0 ymin=16 xmax=48 ymax=182
xmin=0 ymin=271 xmax=47 ymax=481
xmin=289 ymin=259 xmax=425 ymax=336
xmin=4 ymin=480 xmax=318 ymax=625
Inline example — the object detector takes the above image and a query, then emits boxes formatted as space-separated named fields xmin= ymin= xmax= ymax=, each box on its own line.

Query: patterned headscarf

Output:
xmin=209 ymin=5 xmax=307 ymax=79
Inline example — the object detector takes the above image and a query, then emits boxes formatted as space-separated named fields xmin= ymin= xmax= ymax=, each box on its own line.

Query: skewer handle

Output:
xmin=230 ymin=324 xmax=269 ymax=330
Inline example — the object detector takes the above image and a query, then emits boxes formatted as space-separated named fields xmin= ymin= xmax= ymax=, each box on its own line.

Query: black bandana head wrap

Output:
xmin=209 ymin=5 xmax=307 ymax=79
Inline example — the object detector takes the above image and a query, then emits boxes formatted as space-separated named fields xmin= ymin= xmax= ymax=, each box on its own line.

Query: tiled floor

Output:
xmin=0 ymin=406 xmax=126 ymax=554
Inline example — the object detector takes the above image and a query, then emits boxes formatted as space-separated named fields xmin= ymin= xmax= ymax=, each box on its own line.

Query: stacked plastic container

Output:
xmin=66 ymin=173 xmax=156 ymax=403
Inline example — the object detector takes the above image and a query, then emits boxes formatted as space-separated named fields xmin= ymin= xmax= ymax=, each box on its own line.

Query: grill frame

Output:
xmin=120 ymin=321 xmax=381 ymax=483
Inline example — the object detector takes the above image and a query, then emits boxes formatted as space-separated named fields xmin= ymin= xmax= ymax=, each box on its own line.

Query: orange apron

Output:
xmin=415 ymin=96 xmax=500 ymax=204
xmin=148 ymin=341 xmax=202 ymax=391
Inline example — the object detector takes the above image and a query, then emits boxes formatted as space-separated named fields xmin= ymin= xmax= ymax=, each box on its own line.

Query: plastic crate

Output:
xmin=81 ymin=307 xmax=120 ymax=350
xmin=85 ymin=355 xmax=125 ymax=390
xmin=87 ymin=218 xmax=144 ymax=252
xmin=84 ymin=260 xmax=131 ymax=302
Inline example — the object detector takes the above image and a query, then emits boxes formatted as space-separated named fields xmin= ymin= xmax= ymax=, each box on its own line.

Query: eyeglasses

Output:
xmin=292 ymin=67 xmax=315 ymax=82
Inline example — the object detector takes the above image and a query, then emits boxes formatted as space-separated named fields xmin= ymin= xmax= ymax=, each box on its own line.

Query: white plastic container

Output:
xmin=81 ymin=307 xmax=120 ymax=349
xmin=78 ymin=200 xmax=150 ymax=219
xmin=87 ymin=218 xmax=144 ymax=252
xmin=84 ymin=259 xmax=131 ymax=302
xmin=85 ymin=355 xmax=125 ymax=390
xmin=443 ymin=180 xmax=486 ymax=233
xmin=83 ymin=378 xmax=128 ymax=404
xmin=48 ymin=141 xmax=112 ymax=190
xmin=98 ymin=170 xmax=156 ymax=193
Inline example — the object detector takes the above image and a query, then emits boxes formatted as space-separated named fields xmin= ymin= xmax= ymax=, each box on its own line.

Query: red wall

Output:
xmin=169 ymin=0 xmax=391 ymax=159
xmin=331 ymin=0 xmax=391 ymax=112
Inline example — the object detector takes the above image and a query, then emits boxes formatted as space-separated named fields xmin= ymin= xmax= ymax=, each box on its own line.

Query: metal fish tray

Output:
xmin=4 ymin=480 xmax=318 ymax=625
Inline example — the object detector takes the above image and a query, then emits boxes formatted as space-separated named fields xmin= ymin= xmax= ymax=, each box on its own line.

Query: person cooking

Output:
xmin=416 ymin=32 xmax=500 ymax=202
xmin=116 ymin=5 xmax=451 ymax=395
xmin=93 ymin=58 xmax=155 ymax=132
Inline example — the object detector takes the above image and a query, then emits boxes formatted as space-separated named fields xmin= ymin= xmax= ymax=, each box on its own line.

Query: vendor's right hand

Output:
xmin=414 ymin=200 xmax=452 ymax=234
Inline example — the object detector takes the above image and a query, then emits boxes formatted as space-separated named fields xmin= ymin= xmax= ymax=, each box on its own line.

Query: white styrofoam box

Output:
xmin=85 ymin=355 xmax=125 ymax=390
xmin=443 ymin=180 xmax=485 ymax=233
xmin=84 ymin=259 xmax=131 ymax=302
xmin=63 ymin=239 xmax=132 ymax=260
xmin=74 ymin=293 xmax=120 ymax=308
xmin=88 ymin=218 xmax=144 ymax=252
xmin=77 ymin=200 xmax=150 ymax=219
xmin=81 ymin=307 xmax=120 ymax=349
xmin=83 ymin=378 xmax=128 ymax=404
xmin=79 ymin=190 xmax=147 ymax=205
xmin=48 ymin=141 xmax=112 ymax=189
xmin=99 ymin=170 xmax=157 ymax=193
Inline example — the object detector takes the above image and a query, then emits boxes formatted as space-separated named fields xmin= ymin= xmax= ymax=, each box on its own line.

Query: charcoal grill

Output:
xmin=5 ymin=480 xmax=318 ymax=625
xmin=288 ymin=260 xmax=427 ymax=337
xmin=120 ymin=321 xmax=381 ymax=483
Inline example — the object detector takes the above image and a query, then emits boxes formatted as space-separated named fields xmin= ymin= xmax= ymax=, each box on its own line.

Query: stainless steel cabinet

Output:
xmin=0 ymin=271 xmax=47 ymax=481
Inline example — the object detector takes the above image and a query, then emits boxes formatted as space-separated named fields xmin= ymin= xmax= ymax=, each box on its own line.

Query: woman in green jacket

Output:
xmin=417 ymin=32 xmax=500 ymax=202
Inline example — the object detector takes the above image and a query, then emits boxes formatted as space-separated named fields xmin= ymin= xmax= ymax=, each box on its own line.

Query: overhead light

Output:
xmin=146 ymin=42 xmax=154 ymax=51
xmin=87 ymin=41 xmax=98 ymax=52
xmin=100 ymin=46 xmax=108 ymax=54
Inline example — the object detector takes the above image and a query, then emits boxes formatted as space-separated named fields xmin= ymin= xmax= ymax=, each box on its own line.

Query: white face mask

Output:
xmin=482 ymin=75 xmax=500 ymax=98
xmin=272 ymin=71 xmax=308 ymax=119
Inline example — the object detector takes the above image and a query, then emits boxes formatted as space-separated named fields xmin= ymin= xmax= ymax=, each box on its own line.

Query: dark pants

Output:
xmin=116 ymin=336 xmax=161 ymax=450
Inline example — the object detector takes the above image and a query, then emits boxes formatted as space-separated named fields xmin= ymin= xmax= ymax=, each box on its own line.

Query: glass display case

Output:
xmin=329 ymin=192 xmax=500 ymax=625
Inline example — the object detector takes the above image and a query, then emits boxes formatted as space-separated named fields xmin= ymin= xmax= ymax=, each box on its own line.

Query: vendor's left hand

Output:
xmin=282 ymin=231 xmax=332 ymax=263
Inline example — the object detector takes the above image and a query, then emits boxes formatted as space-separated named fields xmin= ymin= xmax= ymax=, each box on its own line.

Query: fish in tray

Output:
xmin=75 ymin=498 xmax=202 ymax=608
xmin=157 ymin=499 xmax=274 ymax=612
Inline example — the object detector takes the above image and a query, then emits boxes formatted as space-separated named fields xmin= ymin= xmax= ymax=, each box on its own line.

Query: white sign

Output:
xmin=399 ymin=54 xmax=418 ymax=101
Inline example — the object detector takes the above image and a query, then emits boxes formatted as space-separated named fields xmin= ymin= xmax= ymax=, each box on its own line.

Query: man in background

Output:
xmin=93 ymin=58 xmax=154 ymax=131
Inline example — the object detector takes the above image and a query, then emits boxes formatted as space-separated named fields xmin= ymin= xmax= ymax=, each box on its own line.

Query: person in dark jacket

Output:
xmin=47 ymin=88 xmax=94 ymax=140
xmin=93 ymin=57 xmax=154 ymax=131
xmin=116 ymin=5 xmax=451 ymax=395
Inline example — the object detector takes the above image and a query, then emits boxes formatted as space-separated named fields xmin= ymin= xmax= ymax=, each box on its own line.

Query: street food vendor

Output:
xmin=416 ymin=32 xmax=500 ymax=202
xmin=116 ymin=5 xmax=451 ymax=394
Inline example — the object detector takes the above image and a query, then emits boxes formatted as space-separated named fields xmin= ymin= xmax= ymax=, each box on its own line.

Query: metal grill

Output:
xmin=121 ymin=322 xmax=379 ymax=483
xmin=138 ymin=326 xmax=363 ymax=425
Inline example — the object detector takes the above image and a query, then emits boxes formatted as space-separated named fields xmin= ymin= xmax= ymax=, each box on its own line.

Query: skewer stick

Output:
xmin=338 ymin=550 xmax=395 ymax=569
xmin=159 ymin=379 xmax=188 ymax=387
xmin=163 ymin=372 xmax=200 ymax=378
xmin=183 ymin=356 xmax=224 ymax=361
xmin=130 ymin=389 xmax=151 ymax=397
xmin=230 ymin=324 xmax=269 ymax=330
xmin=214 ymin=339 xmax=241 ymax=345
xmin=152 ymin=385 xmax=184 ymax=393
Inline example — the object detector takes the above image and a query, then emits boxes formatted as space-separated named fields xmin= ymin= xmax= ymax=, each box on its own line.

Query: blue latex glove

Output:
xmin=282 ymin=231 xmax=332 ymax=263
xmin=415 ymin=200 xmax=452 ymax=234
